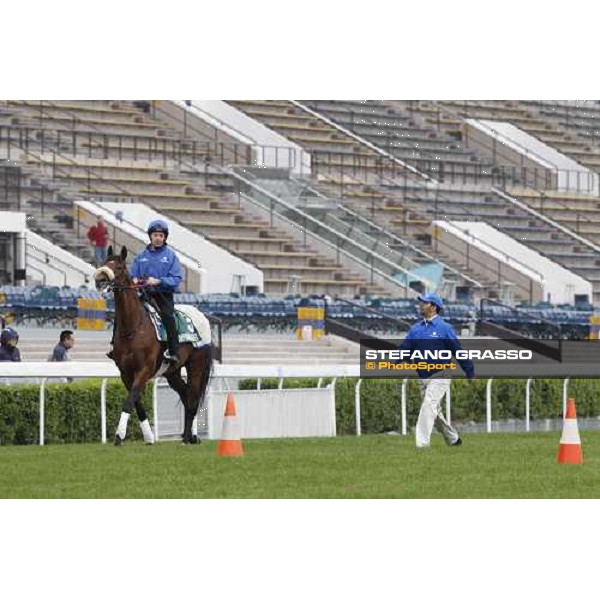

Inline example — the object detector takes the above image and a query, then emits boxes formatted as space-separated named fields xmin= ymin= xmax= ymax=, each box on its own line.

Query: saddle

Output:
xmin=143 ymin=302 xmax=204 ymax=346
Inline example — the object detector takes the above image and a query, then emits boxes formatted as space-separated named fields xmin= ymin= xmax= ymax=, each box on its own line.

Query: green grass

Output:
xmin=1 ymin=432 xmax=600 ymax=498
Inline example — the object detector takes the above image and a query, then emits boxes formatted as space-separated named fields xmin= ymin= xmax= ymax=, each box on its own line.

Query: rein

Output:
xmin=111 ymin=283 xmax=148 ymax=291
xmin=110 ymin=280 xmax=150 ymax=337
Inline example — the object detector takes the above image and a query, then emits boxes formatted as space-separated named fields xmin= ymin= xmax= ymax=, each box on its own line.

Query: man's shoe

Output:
xmin=451 ymin=437 xmax=463 ymax=446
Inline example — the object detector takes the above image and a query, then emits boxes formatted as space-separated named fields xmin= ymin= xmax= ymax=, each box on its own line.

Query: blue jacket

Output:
xmin=399 ymin=315 xmax=475 ymax=379
xmin=48 ymin=342 xmax=70 ymax=362
xmin=130 ymin=244 xmax=183 ymax=293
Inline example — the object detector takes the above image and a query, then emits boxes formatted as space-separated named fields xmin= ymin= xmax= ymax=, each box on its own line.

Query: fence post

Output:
xmin=39 ymin=378 xmax=47 ymax=446
xmin=101 ymin=378 xmax=108 ymax=443
xmin=355 ymin=379 xmax=362 ymax=436
xmin=562 ymin=378 xmax=570 ymax=418
xmin=153 ymin=378 xmax=160 ymax=441
xmin=330 ymin=378 xmax=337 ymax=437
xmin=486 ymin=378 xmax=493 ymax=433
xmin=401 ymin=379 xmax=408 ymax=435
xmin=525 ymin=378 xmax=532 ymax=432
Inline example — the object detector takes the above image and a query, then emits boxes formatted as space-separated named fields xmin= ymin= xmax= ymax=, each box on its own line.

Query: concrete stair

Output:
xmin=16 ymin=328 xmax=359 ymax=365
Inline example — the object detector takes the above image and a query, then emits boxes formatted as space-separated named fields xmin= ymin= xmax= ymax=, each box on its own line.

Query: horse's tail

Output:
xmin=198 ymin=343 xmax=214 ymax=406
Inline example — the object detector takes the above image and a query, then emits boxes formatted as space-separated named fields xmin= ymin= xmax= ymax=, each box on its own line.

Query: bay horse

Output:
xmin=94 ymin=246 xmax=213 ymax=445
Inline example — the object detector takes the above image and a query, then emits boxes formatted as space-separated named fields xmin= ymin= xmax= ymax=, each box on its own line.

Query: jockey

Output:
xmin=130 ymin=219 xmax=183 ymax=364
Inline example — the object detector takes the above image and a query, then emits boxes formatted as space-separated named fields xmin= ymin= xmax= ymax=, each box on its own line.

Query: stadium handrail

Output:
xmin=287 ymin=172 xmax=483 ymax=289
xmin=238 ymin=168 xmax=430 ymax=278
xmin=27 ymin=244 xmax=92 ymax=283
xmin=290 ymin=100 xmax=435 ymax=184
xmin=224 ymin=167 xmax=423 ymax=296
xmin=303 ymin=100 xmax=497 ymax=181
xmin=168 ymin=101 xmax=256 ymax=146
xmin=150 ymin=101 xmax=254 ymax=162
xmin=494 ymin=187 xmax=600 ymax=254
xmin=332 ymin=296 xmax=412 ymax=328
xmin=26 ymin=251 xmax=69 ymax=287
xmin=436 ymin=221 xmax=545 ymax=283
xmin=480 ymin=297 xmax=563 ymax=332
xmin=421 ymin=100 xmax=570 ymax=173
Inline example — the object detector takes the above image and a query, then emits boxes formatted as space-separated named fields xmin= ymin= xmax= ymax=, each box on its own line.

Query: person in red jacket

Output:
xmin=87 ymin=216 xmax=109 ymax=267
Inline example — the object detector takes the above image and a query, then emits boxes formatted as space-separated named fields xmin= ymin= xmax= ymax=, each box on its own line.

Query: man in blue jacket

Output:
xmin=400 ymin=293 xmax=475 ymax=448
xmin=130 ymin=219 xmax=183 ymax=364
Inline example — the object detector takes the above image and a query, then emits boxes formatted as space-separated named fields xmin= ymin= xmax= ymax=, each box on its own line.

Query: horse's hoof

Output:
xmin=191 ymin=435 xmax=199 ymax=445
xmin=114 ymin=434 xmax=123 ymax=446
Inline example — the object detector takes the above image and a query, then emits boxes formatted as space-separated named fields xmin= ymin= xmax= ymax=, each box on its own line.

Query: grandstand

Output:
xmin=1 ymin=99 xmax=600 ymax=362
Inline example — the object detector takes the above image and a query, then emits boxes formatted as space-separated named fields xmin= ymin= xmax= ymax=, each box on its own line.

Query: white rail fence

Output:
xmin=0 ymin=363 xmax=573 ymax=444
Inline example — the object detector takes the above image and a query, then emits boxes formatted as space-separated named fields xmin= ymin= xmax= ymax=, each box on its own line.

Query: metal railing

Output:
xmin=310 ymin=168 xmax=513 ymax=291
xmin=404 ymin=100 xmax=600 ymax=195
xmin=229 ymin=170 xmax=420 ymax=296
xmin=0 ymin=162 xmax=23 ymax=210
xmin=286 ymin=171 xmax=483 ymax=289
xmin=26 ymin=247 xmax=91 ymax=287
xmin=480 ymin=298 xmax=563 ymax=339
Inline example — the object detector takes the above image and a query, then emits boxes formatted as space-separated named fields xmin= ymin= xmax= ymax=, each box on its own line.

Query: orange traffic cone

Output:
xmin=217 ymin=392 xmax=244 ymax=457
xmin=557 ymin=398 xmax=583 ymax=465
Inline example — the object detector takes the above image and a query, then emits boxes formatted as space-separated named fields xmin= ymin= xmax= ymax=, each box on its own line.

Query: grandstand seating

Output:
xmin=0 ymin=285 xmax=592 ymax=339
xmin=300 ymin=100 xmax=496 ymax=183
xmin=7 ymin=98 xmax=600 ymax=303
xmin=227 ymin=100 xmax=404 ymax=179
xmin=0 ymin=100 xmax=389 ymax=297
xmin=520 ymin=101 xmax=600 ymax=170
xmin=403 ymin=100 xmax=600 ymax=179
xmin=248 ymin=100 xmax=600 ymax=304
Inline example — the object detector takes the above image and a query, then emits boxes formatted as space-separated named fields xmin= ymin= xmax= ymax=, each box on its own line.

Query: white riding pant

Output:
xmin=416 ymin=377 xmax=459 ymax=448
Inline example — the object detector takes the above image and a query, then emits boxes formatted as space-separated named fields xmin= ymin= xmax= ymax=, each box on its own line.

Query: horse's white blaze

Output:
xmin=174 ymin=304 xmax=212 ymax=344
xmin=116 ymin=411 xmax=130 ymax=439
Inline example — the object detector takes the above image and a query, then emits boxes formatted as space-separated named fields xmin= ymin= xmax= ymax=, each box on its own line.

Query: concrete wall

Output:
xmin=181 ymin=101 xmax=311 ymax=175
xmin=0 ymin=212 xmax=26 ymax=233
xmin=26 ymin=230 xmax=96 ymax=288
xmin=464 ymin=120 xmax=558 ymax=189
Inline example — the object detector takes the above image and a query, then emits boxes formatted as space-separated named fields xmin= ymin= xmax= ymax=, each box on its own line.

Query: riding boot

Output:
xmin=162 ymin=312 xmax=179 ymax=363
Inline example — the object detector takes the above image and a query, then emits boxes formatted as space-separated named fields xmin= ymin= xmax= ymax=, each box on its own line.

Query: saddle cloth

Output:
xmin=143 ymin=303 xmax=209 ymax=348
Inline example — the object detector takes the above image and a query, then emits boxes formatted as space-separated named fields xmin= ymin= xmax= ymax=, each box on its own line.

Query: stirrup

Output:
xmin=164 ymin=350 xmax=179 ymax=364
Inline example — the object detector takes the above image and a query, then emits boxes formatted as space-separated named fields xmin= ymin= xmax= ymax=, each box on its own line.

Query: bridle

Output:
xmin=94 ymin=263 xmax=149 ymax=338
xmin=94 ymin=264 xmax=147 ymax=294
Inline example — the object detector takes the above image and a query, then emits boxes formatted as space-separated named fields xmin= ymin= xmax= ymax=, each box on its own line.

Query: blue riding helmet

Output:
xmin=147 ymin=219 xmax=169 ymax=240
xmin=0 ymin=327 xmax=19 ymax=345
xmin=417 ymin=293 xmax=444 ymax=312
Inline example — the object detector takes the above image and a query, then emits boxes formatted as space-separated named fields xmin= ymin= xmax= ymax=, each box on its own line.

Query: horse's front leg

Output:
xmin=115 ymin=370 xmax=153 ymax=445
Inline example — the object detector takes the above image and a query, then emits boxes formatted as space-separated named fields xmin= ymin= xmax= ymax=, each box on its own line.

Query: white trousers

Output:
xmin=416 ymin=377 xmax=460 ymax=448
